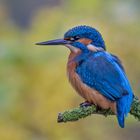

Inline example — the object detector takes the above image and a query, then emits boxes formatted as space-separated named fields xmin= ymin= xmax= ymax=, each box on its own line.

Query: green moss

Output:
xmin=58 ymin=96 xmax=140 ymax=123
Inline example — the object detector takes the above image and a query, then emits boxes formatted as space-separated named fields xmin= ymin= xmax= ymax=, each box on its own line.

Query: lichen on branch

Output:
xmin=57 ymin=96 xmax=140 ymax=123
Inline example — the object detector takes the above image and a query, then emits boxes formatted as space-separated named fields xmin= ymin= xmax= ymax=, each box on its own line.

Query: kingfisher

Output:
xmin=36 ymin=25 xmax=134 ymax=128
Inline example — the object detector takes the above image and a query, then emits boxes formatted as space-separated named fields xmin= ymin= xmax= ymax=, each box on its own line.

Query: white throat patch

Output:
xmin=65 ymin=44 xmax=80 ymax=53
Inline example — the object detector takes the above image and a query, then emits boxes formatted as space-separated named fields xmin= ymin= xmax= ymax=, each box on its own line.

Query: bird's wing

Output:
xmin=76 ymin=51 xmax=130 ymax=101
xmin=111 ymin=54 xmax=125 ymax=72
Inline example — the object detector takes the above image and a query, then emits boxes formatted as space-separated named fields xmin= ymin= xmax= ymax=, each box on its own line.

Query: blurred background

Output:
xmin=0 ymin=0 xmax=140 ymax=140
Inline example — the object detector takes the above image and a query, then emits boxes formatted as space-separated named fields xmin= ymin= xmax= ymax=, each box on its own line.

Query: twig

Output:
xmin=57 ymin=96 xmax=140 ymax=123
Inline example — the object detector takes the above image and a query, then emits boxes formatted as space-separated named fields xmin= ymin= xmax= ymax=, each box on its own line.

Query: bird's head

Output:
xmin=36 ymin=25 xmax=106 ymax=53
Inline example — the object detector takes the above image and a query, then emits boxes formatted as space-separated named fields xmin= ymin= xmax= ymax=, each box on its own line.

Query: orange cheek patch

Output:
xmin=78 ymin=38 xmax=92 ymax=45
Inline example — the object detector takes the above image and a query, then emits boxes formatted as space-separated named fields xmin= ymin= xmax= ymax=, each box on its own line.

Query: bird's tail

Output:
xmin=116 ymin=93 xmax=133 ymax=128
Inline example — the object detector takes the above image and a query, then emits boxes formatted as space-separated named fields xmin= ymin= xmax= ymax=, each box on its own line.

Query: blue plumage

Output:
xmin=64 ymin=25 xmax=106 ymax=50
xmin=76 ymin=51 xmax=133 ymax=128
xmin=36 ymin=25 xmax=134 ymax=128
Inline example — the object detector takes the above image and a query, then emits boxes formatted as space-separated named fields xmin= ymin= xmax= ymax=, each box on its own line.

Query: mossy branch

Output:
xmin=57 ymin=96 xmax=140 ymax=123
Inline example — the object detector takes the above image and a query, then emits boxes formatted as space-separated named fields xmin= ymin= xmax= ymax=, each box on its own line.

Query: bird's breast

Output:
xmin=67 ymin=52 xmax=116 ymax=112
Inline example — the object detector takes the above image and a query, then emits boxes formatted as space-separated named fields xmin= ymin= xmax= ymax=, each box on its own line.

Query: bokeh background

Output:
xmin=0 ymin=0 xmax=140 ymax=140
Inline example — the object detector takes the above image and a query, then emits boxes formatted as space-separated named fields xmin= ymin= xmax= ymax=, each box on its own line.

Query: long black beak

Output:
xmin=35 ymin=39 xmax=70 ymax=46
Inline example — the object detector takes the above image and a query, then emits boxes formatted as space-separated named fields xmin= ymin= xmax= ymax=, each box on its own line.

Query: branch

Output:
xmin=57 ymin=96 xmax=140 ymax=123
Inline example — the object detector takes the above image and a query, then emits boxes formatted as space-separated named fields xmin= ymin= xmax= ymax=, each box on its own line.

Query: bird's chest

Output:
xmin=67 ymin=52 xmax=87 ymax=99
xmin=67 ymin=52 xmax=99 ymax=103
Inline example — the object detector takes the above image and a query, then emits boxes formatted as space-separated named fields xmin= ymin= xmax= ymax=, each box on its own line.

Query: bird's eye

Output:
xmin=65 ymin=36 xmax=80 ymax=41
xmin=69 ymin=37 xmax=75 ymax=41
xmin=74 ymin=36 xmax=80 ymax=40
xmin=64 ymin=37 xmax=74 ymax=41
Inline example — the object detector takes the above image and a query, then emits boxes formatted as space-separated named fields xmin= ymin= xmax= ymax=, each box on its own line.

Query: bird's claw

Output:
xmin=96 ymin=105 xmax=102 ymax=112
xmin=80 ymin=101 xmax=92 ymax=107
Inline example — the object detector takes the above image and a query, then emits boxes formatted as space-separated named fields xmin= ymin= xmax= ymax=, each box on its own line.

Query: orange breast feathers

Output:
xmin=67 ymin=52 xmax=116 ymax=113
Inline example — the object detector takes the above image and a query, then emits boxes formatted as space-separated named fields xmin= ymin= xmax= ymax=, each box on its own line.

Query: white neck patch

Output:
xmin=65 ymin=43 xmax=104 ymax=53
xmin=87 ymin=44 xmax=104 ymax=52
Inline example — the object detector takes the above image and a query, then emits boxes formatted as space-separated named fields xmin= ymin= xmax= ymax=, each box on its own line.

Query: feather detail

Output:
xmin=67 ymin=52 xmax=116 ymax=113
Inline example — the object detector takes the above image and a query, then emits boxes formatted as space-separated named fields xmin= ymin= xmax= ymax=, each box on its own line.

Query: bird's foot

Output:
xmin=80 ymin=101 xmax=93 ymax=107
xmin=96 ymin=105 xmax=102 ymax=112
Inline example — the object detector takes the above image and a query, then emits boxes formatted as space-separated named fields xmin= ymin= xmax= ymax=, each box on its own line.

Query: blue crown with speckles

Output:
xmin=64 ymin=25 xmax=106 ymax=50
